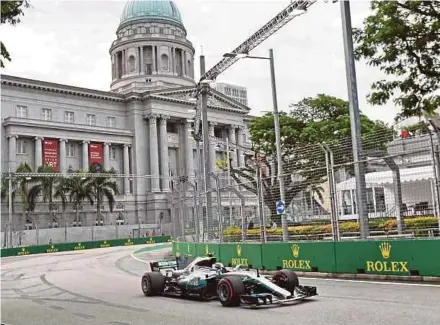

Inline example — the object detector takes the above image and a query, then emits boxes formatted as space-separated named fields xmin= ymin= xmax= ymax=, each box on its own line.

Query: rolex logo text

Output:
xmin=365 ymin=242 xmax=409 ymax=273
xmin=231 ymin=244 xmax=248 ymax=266
xmin=282 ymin=244 xmax=312 ymax=271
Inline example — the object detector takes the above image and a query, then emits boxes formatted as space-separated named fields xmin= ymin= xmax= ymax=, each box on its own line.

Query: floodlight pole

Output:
xmin=199 ymin=55 xmax=213 ymax=241
xmin=340 ymin=0 xmax=369 ymax=238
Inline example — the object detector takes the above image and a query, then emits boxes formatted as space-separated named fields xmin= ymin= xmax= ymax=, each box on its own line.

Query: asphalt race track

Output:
xmin=1 ymin=245 xmax=439 ymax=325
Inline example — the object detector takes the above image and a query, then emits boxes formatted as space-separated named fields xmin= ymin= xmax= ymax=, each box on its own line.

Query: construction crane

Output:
xmin=192 ymin=0 xmax=318 ymax=139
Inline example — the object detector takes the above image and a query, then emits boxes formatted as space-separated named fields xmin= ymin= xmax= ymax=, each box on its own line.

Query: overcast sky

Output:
xmin=1 ymin=0 xmax=412 ymax=126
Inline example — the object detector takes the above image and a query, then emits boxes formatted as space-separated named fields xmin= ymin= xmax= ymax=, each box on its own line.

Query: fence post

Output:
xmin=320 ymin=144 xmax=340 ymax=241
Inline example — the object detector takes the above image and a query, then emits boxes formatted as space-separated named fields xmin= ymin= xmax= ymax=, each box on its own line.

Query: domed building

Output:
xmin=1 ymin=0 xmax=253 ymax=244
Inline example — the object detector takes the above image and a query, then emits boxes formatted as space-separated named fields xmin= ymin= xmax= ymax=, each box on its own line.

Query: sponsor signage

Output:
xmin=282 ymin=244 xmax=312 ymax=270
xmin=365 ymin=242 xmax=409 ymax=273
xmin=43 ymin=139 xmax=59 ymax=171
xmin=89 ymin=143 xmax=103 ymax=167
xmin=231 ymin=244 xmax=248 ymax=266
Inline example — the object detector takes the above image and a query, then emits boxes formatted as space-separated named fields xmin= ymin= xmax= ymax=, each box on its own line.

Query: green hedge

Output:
xmin=0 ymin=235 xmax=172 ymax=258
xmin=172 ymin=238 xmax=440 ymax=277
xmin=224 ymin=216 xmax=439 ymax=237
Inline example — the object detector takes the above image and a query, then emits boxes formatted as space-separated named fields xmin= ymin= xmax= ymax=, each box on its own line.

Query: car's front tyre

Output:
xmin=217 ymin=276 xmax=245 ymax=307
xmin=141 ymin=272 xmax=165 ymax=296
xmin=273 ymin=269 xmax=299 ymax=294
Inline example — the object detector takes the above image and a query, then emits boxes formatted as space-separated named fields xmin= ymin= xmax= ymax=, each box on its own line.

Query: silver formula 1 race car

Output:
xmin=141 ymin=255 xmax=317 ymax=307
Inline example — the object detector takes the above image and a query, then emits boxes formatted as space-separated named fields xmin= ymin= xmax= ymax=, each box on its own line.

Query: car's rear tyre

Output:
xmin=273 ymin=269 xmax=299 ymax=294
xmin=141 ymin=272 xmax=165 ymax=296
xmin=217 ymin=276 xmax=245 ymax=307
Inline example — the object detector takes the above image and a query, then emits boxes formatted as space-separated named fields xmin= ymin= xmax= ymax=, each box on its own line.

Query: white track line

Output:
xmin=302 ymin=277 xmax=440 ymax=287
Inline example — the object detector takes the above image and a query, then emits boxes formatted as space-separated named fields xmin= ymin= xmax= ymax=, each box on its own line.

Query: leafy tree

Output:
xmin=88 ymin=167 xmax=120 ymax=223
xmin=1 ymin=0 xmax=31 ymax=68
xmin=224 ymin=94 xmax=393 ymax=222
xmin=353 ymin=0 xmax=440 ymax=120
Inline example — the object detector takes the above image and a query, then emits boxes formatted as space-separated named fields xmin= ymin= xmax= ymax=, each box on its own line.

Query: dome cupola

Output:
xmin=119 ymin=0 xmax=185 ymax=31
xmin=110 ymin=0 xmax=195 ymax=93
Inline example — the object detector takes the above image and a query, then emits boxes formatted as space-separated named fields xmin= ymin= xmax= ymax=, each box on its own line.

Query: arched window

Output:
xmin=161 ymin=54 xmax=169 ymax=71
xmin=128 ymin=55 xmax=135 ymax=73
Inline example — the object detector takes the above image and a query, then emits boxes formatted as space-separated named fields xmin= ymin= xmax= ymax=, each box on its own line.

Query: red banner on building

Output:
xmin=43 ymin=139 xmax=59 ymax=171
xmin=89 ymin=142 xmax=103 ymax=166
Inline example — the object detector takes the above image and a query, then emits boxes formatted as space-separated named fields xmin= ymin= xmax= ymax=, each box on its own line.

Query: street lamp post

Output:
xmin=340 ymin=0 xmax=369 ymax=238
xmin=223 ymin=48 xmax=288 ymax=241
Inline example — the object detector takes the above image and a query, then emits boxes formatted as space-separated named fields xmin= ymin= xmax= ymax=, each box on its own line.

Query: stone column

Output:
xmin=181 ymin=50 xmax=185 ymax=77
xmin=82 ymin=141 xmax=89 ymax=171
xmin=229 ymin=125 xmax=237 ymax=168
xmin=152 ymin=46 xmax=157 ymax=74
xmin=237 ymin=126 xmax=245 ymax=168
xmin=8 ymin=135 xmax=17 ymax=171
xmin=140 ymin=46 xmax=144 ymax=74
xmin=183 ymin=119 xmax=194 ymax=177
xmin=171 ymin=47 xmax=175 ymax=75
xmin=148 ymin=114 xmax=160 ymax=192
xmin=103 ymin=142 xmax=110 ymax=171
xmin=209 ymin=122 xmax=216 ymax=172
xmin=116 ymin=52 xmax=120 ymax=78
xmin=159 ymin=115 xmax=170 ymax=192
xmin=34 ymin=137 xmax=43 ymax=170
xmin=122 ymin=50 xmax=126 ymax=75
xmin=123 ymin=144 xmax=130 ymax=194
xmin=59 ymin=139 xmax=67 ymax=173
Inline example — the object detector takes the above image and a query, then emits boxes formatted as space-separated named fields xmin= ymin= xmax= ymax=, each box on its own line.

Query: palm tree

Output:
xmin=1 ymin=162 xmax=33 ymax=217
xmin=65 ymin=168 xmax=94 ymax=224
xmin=28 ymin=165 xmax=63 ymax=220
xmin=88 ymin=167 xmax=120 ymax=222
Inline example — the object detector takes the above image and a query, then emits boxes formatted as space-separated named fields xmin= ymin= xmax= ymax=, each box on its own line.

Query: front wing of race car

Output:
xmin=239 ymin=285 xmax=317 ymax=307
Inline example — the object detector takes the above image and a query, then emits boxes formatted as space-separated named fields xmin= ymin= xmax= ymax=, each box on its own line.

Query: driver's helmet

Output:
xmin=213 ymin=262 xmax=224 ymax=270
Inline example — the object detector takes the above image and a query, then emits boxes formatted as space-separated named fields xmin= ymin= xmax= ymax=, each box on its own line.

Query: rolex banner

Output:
xmin=89 ymin=143 xmax=103 ymax=167
xmin=43 ymin=139 xmax=59 ymax=171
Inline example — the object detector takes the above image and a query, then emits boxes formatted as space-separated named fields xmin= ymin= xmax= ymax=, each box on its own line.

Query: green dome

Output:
xmin=119 ymin=0 xmax=184 ymax=29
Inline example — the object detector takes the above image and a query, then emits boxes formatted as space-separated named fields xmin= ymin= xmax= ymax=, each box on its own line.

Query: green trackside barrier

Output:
xmin=196 ymin=243 xmax=220 ymax=258
xmin=335 ymin=238 xmax=440 ymax=277
xmin=261 ymin=241 xmax=337 ymax=273
xmin=0 ymin=235 xmax=172 ymax=258
xmin=218 ymin=243 xmax=263 ymax=269
xmin=174 ymin=242 xmax=197 ymax=258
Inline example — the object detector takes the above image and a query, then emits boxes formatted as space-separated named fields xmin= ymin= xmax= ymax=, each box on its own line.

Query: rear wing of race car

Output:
xmin=149 ymin=255 xmax=198 ymax=272
xmin=150 ymin=260 xmax=178 ymax=272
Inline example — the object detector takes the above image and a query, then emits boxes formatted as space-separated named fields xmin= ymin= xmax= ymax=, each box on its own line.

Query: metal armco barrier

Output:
xmin=172 ymin=239 xmax=440 ymax=277
xmin=0 ymin=235 xmax=172 ymax=258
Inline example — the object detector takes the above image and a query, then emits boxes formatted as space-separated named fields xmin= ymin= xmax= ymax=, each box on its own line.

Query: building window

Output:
xmin=65 ymin=111 xmax=74 ymax=123
xmin=225 ymin=87 xmax=231 ymax=95
xmin=16 ymin=105 xmax=27 ymax=118
xmin=107 ymin=116 xmax=116 ymax=128
xmin=16 ymin=139 xmax=27 ymax=154
xmin=161 ymin=54 xmax=169 ymax=70
xmin=87 ymin=114 xmax=96 ymax=126
xmin=146 ymin=63 xmax=153 ymax=75
xmin=67 ymin=144 xmax=75 ymax=157
xmin=42 ymin=108 xmax=52 ymax=121
xmin=110 ymin=146 xmax=117 ymax=160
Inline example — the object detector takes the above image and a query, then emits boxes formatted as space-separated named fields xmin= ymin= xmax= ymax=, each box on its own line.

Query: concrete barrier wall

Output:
xmin=172 ymin=239 xmax=440 ymax=277
xmin=0 ymin=223 xmax=170 ymax=247
xmin=1 ymin=236 xmax=172 ymax=258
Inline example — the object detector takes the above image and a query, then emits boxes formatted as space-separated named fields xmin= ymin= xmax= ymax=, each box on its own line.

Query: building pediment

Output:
xmin=150 ymin=87 xmax=251 ymax=114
